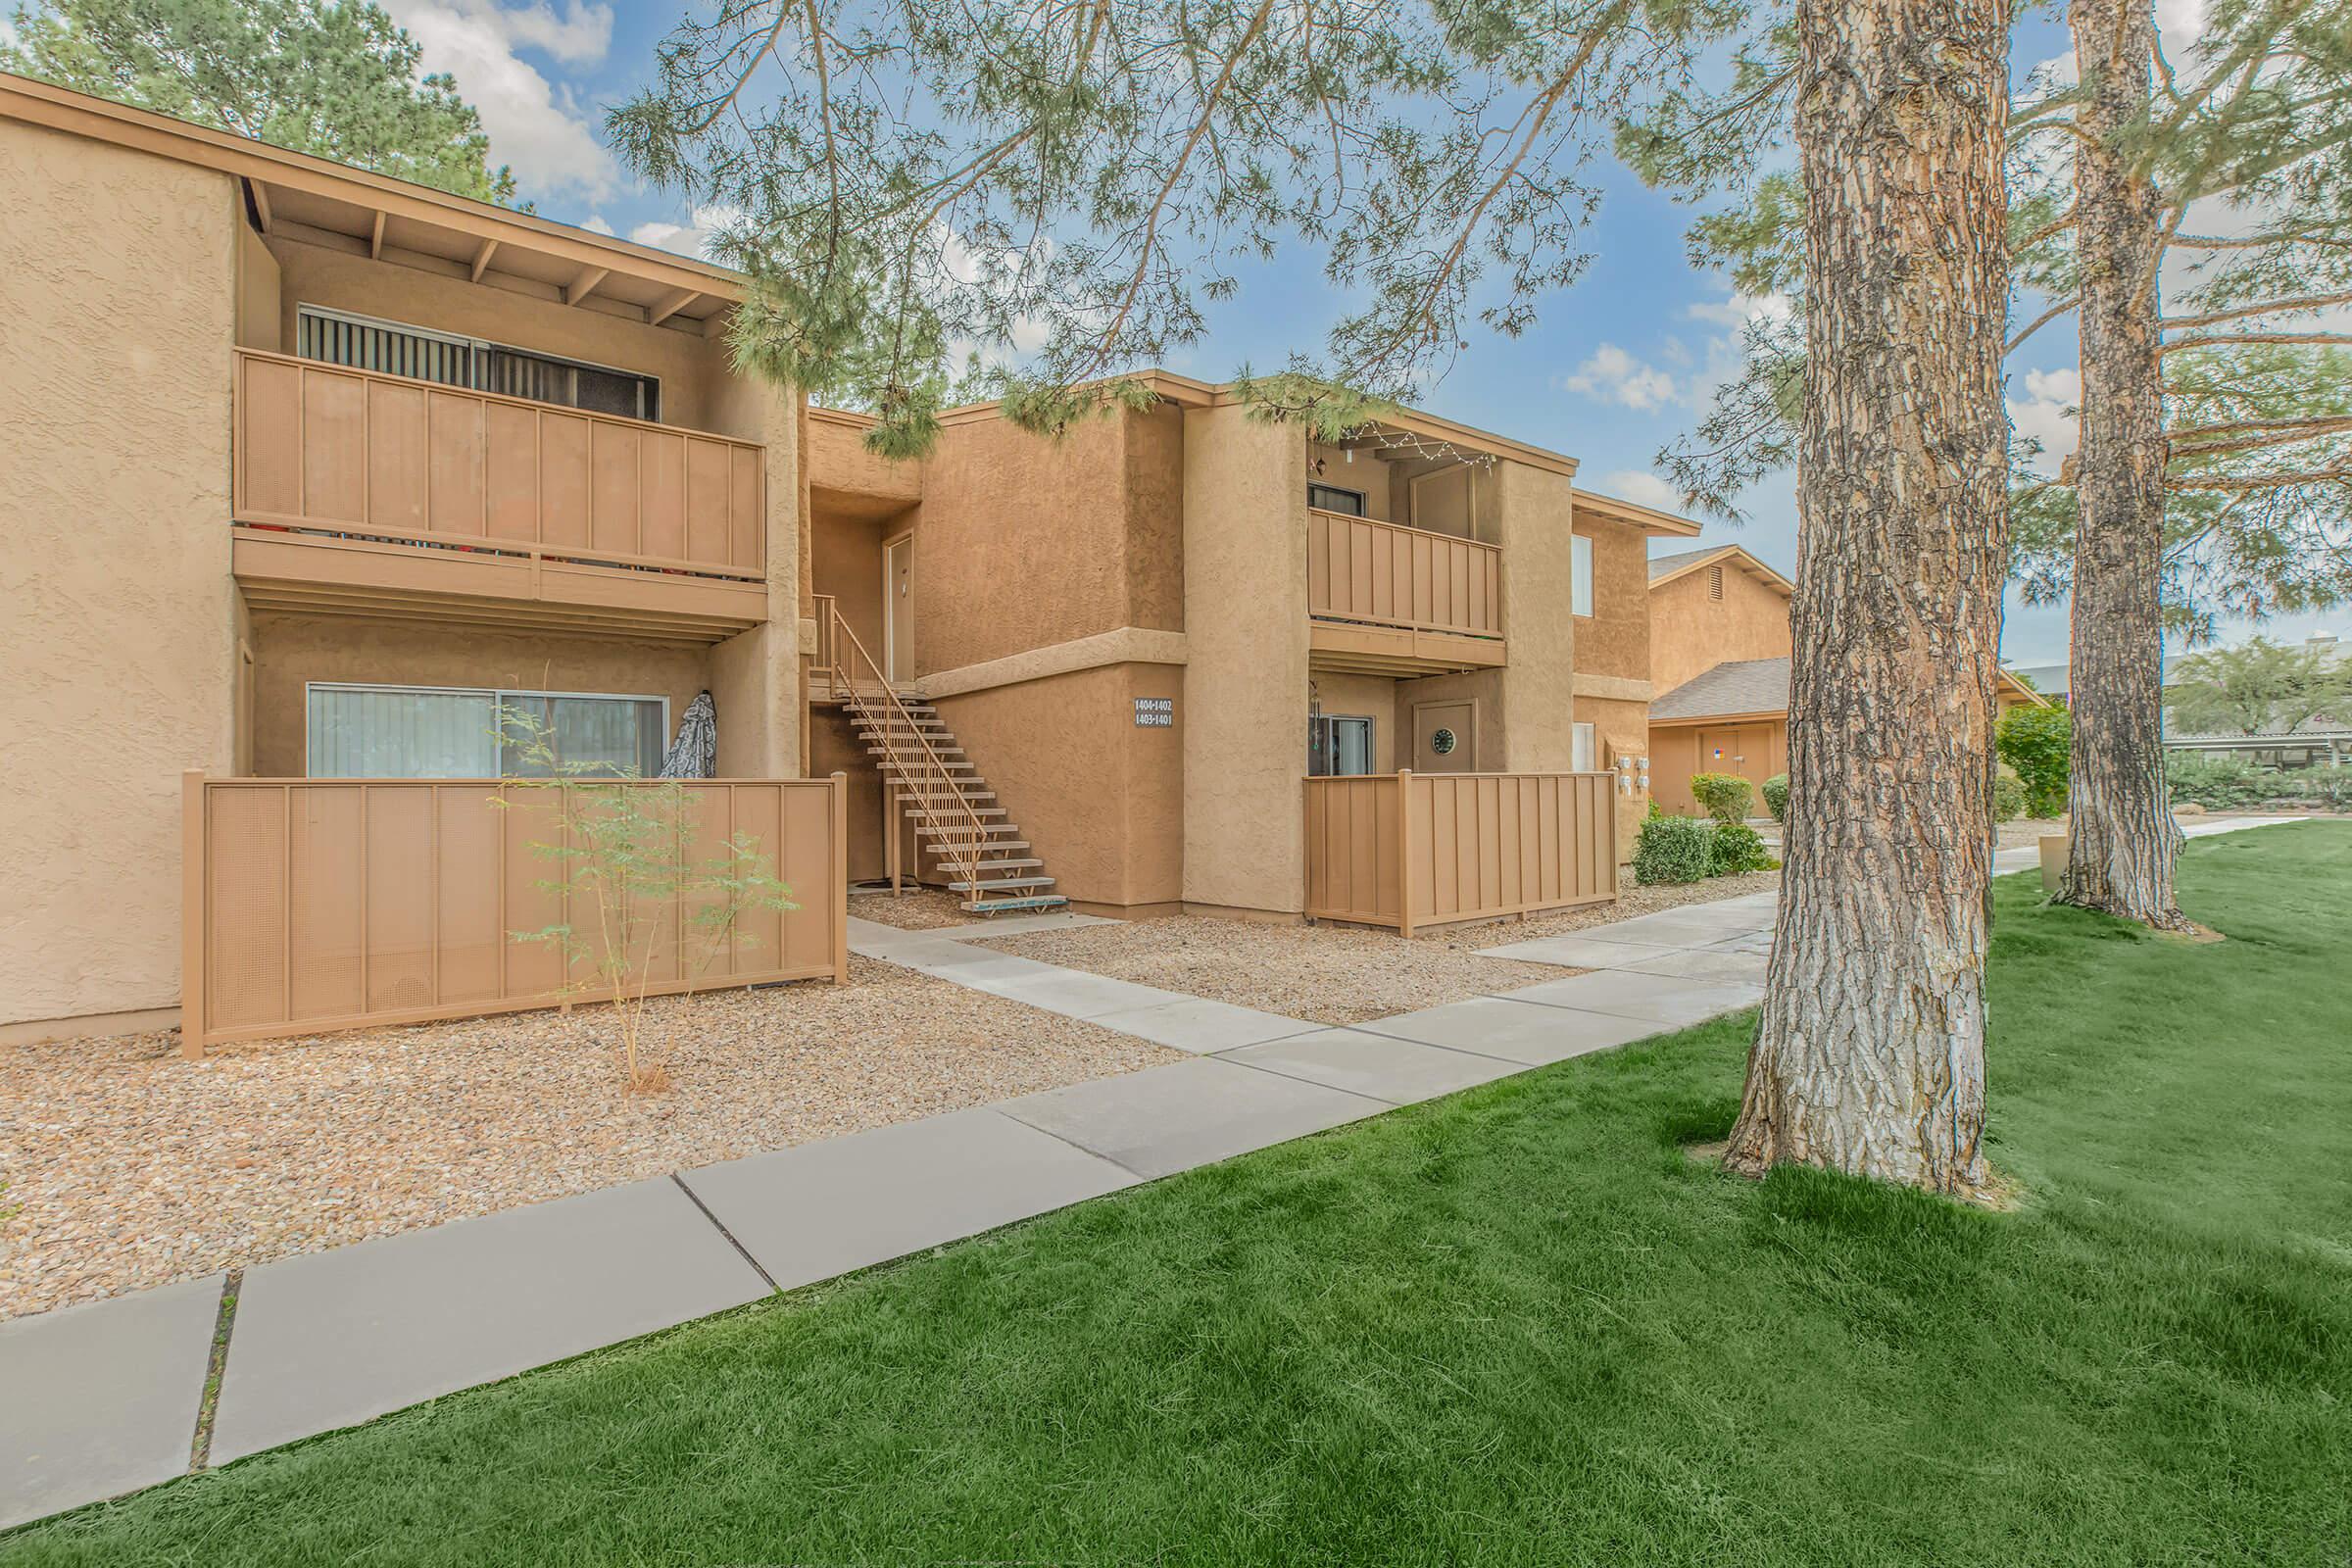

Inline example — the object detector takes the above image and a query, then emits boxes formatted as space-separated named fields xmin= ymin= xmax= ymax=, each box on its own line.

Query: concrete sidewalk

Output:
xmin=2 ymin=814 xmax=2306 ymax=1531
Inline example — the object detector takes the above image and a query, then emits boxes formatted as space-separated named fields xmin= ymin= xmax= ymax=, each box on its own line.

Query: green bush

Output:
xmin=1689 ymin=771 xmax=1754 ymax=824
xmin=1707 ymin=821 xmax=1773 ymax=877
xmin=1633 ymin=814 xmax=1713 ymax=885
xmin=1761 ymin=773 xmax=1788 ymax=821
xmin=1990 ymin=772 xmax=2027 ymax=822
xmin=1995 ymin=705 xmax=2072 ymax=817
xmin=2167 ymin=756 xmax=2352 ymax=811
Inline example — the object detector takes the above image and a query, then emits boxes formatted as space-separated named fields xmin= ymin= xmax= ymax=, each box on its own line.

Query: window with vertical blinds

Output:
xmin=306 ymin=684 xmax=669 ymax=779
xmin=296 ymin=307 xmax=662 ymax=421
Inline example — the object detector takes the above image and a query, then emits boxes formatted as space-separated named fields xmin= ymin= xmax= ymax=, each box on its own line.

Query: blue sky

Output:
xmin=366 ymin=0 xmax=2342 ymax=667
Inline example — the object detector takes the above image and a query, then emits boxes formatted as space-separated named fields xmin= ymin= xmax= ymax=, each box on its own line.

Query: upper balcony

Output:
xmin=230 ymin=348 xmax=769 ymax=641
xmin=1304 ymin=507 xmax=1505 ymax=674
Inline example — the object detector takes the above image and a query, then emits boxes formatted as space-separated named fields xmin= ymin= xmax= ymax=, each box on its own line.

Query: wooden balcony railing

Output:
xmin=1305 ymin=509 xmax=1502 ymax=640
xmin=232 ymin=347 xmax=767 ymax=580
xmin=1304 ymin=770 xmax=1616 ymax=935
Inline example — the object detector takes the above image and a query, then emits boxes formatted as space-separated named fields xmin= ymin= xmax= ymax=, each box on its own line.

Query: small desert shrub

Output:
xmin=1633 ymin=814 xmax=1714 ymax=885
xmin=1707 ymin=821 xmax=1774 ymax=877
xmin=1761 ymin=773 xmax=1788 ymax=821
xmin=1990 ymin=772 xmax=2027 ymax=822
xmin=1689 ymin=771 xmax=1754 ymax=824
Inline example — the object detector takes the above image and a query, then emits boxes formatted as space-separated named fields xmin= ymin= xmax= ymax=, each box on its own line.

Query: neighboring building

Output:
xmin=0 ymin=74 xmax=1697 ymax=1045
xmin=1644 ymin=544 xmax=2042 ymax=815
xmin=2163 ymin=631 xmax=2347 ymax=767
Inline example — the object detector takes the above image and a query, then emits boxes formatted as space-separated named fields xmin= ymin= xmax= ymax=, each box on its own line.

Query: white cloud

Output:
xmin=579 ymin=214 xmax=614 ymax=235
xmin=378 ymin=0 xmax=621 ymax=200
xmin=2007 ymin=367 xmax=2081 ymax=474
xmin=1559 ymin=344 xmax=1679 ymax=412
xmin=1599 ymin=469 xmax=1683 ymax=511
xmin=630 ymin=204 xmax=743 ymax=261
xmin=1685 ymin=290 xmax=1791 ymax=330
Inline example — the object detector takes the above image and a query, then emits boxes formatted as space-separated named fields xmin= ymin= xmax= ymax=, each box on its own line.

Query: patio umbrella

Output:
xmin=659 ymin=690 xmax=717 ymax=778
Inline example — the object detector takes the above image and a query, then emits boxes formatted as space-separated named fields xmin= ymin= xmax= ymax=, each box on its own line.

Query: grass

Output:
xmin=9 ymin=826 xmax=2349 ymax=1566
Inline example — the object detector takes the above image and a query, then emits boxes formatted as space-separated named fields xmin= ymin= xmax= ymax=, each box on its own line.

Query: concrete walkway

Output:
xmin=1 ymin=815 xmax=2307 ymax=1531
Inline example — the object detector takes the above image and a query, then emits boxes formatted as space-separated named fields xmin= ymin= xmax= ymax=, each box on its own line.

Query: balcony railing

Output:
xmin=1303 ymin=770 xmax=1616 ymax=935
xmin=232 ymin=347 xmax=767 ymax=581
xmin=1305 ymin=509 xmax=1501 ymax=640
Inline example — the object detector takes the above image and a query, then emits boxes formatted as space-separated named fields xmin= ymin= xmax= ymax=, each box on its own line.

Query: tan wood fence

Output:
xmin=233 ymin=348 xmax=767 ymax=580
xmin=1305 ymin=510 xmax=1503 ymax=640
xmin=1303 ymin=770 xmax=1617 ymax=935
xmin=181 ymin=771 xmax=848 ymax=1055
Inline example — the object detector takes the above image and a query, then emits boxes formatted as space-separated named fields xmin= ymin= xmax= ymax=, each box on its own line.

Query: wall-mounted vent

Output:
xmin=1708 ymin=564 xmax=1725 ymax=601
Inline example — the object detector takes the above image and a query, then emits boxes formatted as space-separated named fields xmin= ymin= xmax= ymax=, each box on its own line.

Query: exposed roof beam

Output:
xmin=566 ymin=265 xmax=610 ymax=307
xmin=469 ymin=236 xmax=498 ymax=282
xmin=246 ymin=177 xmax=272 ymax=234
xmin=368 ymin=209 xmax=385 ymax=260
xmin=648 ymin=286 xmax=699 ymax=327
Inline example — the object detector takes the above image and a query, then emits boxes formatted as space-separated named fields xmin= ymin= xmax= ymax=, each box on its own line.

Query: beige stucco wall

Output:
xmin=236 ymin=222 xmax=281 ymax=351
xmin=936 ymin=662 xmax=1185 ymax=909
xmin=1491 ymin=460 xmax=1580 ymax=773
xmin=1182 ymin=406 xmax=1307 ymax=913
xmin=245 ymin=613 xmax=714 ymax=776
xmin=913 ymin=405 xmax=1183 ymax=675
xmin=1574 ymin=515 xmax=1651 ymax=683
xmin=1650 ymin=558 xmax=1791 ymax=695
xmin=0 ymin=120 xmax=242 ymax=1028
xmin=703 ymin=369 xmax=805 ymax=777
xmin=1576 ymin=694 xmax=1651 ymax=860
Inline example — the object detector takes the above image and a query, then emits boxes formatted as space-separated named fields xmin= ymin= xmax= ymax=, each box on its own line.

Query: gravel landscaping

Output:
xmin=0 ymin=958 xmax=1170 ymax=1323
xmin=849 ymin=887 xmax=987 ymax=930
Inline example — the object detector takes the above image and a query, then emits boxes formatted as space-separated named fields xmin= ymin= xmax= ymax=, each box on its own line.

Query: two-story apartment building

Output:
xmin=0 ymin=74 xmax=1696 ymax=1047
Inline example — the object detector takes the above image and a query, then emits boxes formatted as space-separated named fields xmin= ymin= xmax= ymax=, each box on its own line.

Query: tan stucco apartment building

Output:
xmin=1 ymin=74 xmax=1698 ymax=1045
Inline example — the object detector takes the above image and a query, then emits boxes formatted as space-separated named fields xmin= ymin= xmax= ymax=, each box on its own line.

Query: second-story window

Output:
xmin=298 ymin=306 xmax=662 ymax=422
xmin=1572 ymin=533 xmax=1594 ymax=616
xmin=1308 ymin=483 xmax=1366 ymax=516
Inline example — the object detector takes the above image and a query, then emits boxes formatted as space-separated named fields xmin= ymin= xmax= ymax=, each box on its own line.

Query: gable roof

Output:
xmin=1647 ymin=543 xmax=1794 ymax=598
xmin=1653 ymin=657 xmax=2047 ymax=722
xmin=1573 ymin=488 xmax=1704 ymax=538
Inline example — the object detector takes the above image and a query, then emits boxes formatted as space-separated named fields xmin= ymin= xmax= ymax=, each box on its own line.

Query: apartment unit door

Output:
xmin=884 ymin=533 xmax=914 ymax=683
xmin=1412 ymin=700 xmax=1476 ymax=773
xmin=1696 ymin=724 xmax=1774 ymax=797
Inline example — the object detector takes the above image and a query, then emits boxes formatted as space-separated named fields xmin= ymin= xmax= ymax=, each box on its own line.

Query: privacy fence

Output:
xmin=1303 ymin=770 xmax=1618 ymax=935
xmin=180 ymin=771 xmax=848 ymax=1055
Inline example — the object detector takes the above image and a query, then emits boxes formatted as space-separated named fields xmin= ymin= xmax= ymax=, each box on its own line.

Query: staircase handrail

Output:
xmin=825 ymin=604 xmax=994 ymax=886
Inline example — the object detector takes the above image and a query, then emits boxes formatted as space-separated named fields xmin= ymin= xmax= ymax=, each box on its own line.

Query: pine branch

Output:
xmin=2163 ymin=291 xmax=2352 ymax=332
xmin=2160 ymin=330 xmax=2352 ymax=356
xmin=2170 ymin=414 xmax=2352 ymax=459
xmin=2170 ymin=464 xmax=2352 ymax=491
xmin=2007 ymin=293 xmax=2080 ymax=352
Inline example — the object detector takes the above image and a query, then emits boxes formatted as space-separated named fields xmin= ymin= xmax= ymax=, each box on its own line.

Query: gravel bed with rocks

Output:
xmin=0 ymin=956 xmax=1169 ymax=1323
xmin=849 ymin=886 xmax=990 ymax=930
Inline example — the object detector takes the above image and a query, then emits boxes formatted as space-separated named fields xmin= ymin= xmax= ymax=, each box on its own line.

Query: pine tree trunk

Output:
xmin=1722 ymin=0 xmax=2012 ymax=1196
xmin=2059 ymin=0 xmax=2191 ymax=930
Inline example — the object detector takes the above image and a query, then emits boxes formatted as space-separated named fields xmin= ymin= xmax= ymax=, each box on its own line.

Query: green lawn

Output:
xmin=11 ymin=826 xmax=2349 ymax=1566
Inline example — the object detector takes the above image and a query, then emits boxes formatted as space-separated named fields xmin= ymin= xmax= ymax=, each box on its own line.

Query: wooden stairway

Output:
xmin=825 ymin=608 xmax=1067 ymax=914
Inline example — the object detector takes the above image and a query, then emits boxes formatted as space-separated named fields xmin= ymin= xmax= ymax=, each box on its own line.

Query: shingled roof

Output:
xmin=1650 ymin=659 xmax=1792 ymax=721
xmin=1647 ymin=546 xmax=1734 ymax=581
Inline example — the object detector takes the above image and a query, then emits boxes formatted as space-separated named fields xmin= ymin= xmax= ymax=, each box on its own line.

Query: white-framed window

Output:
xmin=1573 ymin=721 xmax=1597 ymax=772
xmin=305 ymin=683 xmax=670 ymax=779
xmin=1572 ymin=533 xmax=1594 ymax=617
xmin=1307 ymin=714 xmax=1377 ymax=776
xmin=297 ymin=305 xmax=662 ymax=421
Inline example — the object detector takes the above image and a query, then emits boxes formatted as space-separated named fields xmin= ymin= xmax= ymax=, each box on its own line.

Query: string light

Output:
xmin=1333 ymin=424 xmax=1499 ymax=471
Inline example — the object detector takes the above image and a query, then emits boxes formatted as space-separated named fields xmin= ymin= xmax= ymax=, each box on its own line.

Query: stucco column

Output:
xmin=709 ymin=370 xmax=806 ymax=778
xmin=1180 ymin=404 xmax=1309 ymax=913
xmin=1494 ymin=460 xmax=1580 ymax=773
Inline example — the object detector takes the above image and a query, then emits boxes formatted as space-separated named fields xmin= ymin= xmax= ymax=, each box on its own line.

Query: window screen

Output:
xmin=299 ymin=307 xmax=661 ymax=421
xmin=1308 ymin=484 xmax=1367 ymax=516
xmin=308 ymin=685 xmax=668 ymax=779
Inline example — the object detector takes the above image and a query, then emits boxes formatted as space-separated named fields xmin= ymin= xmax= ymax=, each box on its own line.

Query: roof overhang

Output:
xmin=0 ymin=73 xmax=740 ymax=336
xmin=1648 ymin=543 xmax=1792 ymax=595
xmin=1574 ymin=488 xmax=1704 ymax=538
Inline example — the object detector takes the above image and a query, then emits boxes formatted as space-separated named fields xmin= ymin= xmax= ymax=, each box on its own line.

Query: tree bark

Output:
xmin=1723 ymin=0 xmax=2012 ymax=1196
xmin=2060 ymin=0 xmax=2192 ymax=930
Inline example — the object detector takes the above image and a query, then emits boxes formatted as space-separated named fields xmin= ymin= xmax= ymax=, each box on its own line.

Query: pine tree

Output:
xmin=2 ymin=0 xmax=517 ymax=204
